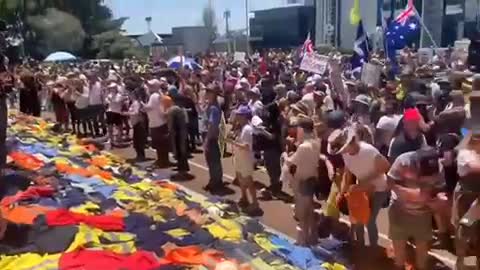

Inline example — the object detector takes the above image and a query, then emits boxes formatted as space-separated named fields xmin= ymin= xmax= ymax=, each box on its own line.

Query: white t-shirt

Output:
xmin=457 ymin=149 xmax=479 ymax=177
xmin=75 ymin=87 xmax=90 ymax=109
xmin=248 ymin=99 xmax=264 ymax=116
xmin=376 ymin=114 xmax=402 ymax=146
xmin=144 ymin=92 xmax=165 ymax=128
xmin=288 ymin=138 xmax=321 ymax=181
xmin=106 ymin=93 xmax=123 ymax=113
xmin=342 ymin=141 xmax=387 ymax=191
xmin=89 ymin=82 xmax=103 ymax=106
xmin=376 ymin=114 xmax=402 ymax=133
xmin=234 ymin=124 xmax=255 ymax=165
xmin=301 ymin=93 xmax=315 ymax=115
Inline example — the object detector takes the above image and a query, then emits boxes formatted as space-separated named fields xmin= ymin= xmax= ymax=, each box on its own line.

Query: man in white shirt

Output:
xmin=143 ymin=79 xmax=170 ymax=168
xmin=329 ymin=128 xmax=390 ymax=247
xmin=86 ymin=72 xmax=105 ymax=137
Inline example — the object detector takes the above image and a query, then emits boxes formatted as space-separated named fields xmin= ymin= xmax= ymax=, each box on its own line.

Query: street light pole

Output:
xmin=245 ymin=0 xmax=250 ymax=56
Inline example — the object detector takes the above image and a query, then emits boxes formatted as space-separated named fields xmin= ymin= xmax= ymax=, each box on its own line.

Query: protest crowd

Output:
xmin=0 ymin=36 xmax=477 ymax=270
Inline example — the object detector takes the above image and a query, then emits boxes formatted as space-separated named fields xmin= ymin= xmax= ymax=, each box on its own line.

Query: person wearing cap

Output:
xmin=163 ymin=95 xmax=190 ymax=178
xmin=328 ymin=127 xmax=390 ymax=248
xmin=388 ymin=108 xmax=427 ymax=162
xmin=284 ymin=117 xmax=320 ymax=246
xmin=143 ymin=78 xmax=169 ymax=168
xmin=227 ymin=105 xmax=262 ymax=216
xmin=203 ymin=83 xmax=225 ymax=192
xmin=386 ymin=147 xmax=446 ymax=270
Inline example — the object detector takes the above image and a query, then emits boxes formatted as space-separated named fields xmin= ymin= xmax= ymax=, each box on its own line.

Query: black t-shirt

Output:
xmin=388 ymin=132 xmax=426 ymax=163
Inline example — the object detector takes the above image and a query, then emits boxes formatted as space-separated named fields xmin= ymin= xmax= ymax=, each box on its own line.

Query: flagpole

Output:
xmin=413 ymin=6 xmax=438 ymax=48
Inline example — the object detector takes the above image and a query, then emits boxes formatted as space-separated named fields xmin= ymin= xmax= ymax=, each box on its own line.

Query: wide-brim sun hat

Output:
xmin=327 ymin=128 xmax=356 ymax=155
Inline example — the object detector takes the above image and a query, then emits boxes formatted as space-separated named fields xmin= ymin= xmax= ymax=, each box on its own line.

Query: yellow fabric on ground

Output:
xmin=253 ymin=234 xmax=279 ymax=253
xmin=66 ymin=224 xmax=136 ymax=254
xmin=204 ymin=218 xmax=242 ymax=242
xmin=0 ymin=253 xmax=60 ymax=270
xmin=70 ymin=202 xmax=101 ymax=215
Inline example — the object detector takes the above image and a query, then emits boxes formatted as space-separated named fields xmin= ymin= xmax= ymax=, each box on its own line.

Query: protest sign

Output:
xmin=300 ymin=53 xmax=329 ymax=75
xmin=361 ymin=63 xmax=382 ymax=87
xmin=329 ymin=59 xmax=348 ymax=105
xmin=233 ymin=52 xmax=246 ymax=63
xmin=418 ymin=48 xmax=433 ymax=65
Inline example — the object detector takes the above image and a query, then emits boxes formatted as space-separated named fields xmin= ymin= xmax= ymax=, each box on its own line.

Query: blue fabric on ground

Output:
xmin=56 ymin=188 xmax=88 ymax=208
xmin=65 ymin=175 xmax=117 ymax=198
xmin=269 ymin=235 xmax=325 ymax=270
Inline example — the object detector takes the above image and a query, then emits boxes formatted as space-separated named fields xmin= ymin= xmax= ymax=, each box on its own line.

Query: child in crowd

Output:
xmin=228 ymin=105 xmax=262 ymax=216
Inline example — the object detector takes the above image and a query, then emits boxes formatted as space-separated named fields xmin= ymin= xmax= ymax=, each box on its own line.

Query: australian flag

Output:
xmin=385 ymin=0 xmax=420 ymax=74
xmin=351 ymin=20 xmax=370 ymax=72
xmin=385 ymin=16 xmax=420 ymax=51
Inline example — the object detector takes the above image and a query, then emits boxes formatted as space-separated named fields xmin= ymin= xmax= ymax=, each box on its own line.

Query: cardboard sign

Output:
xmin=418 ymin=48 xmax=433 ymax=65
xmin=329 ymin=60 xmax=348 ymax=105
xmin=233 ymin=52 xmax=246 ymax=63
xmin=300 ymin=53 xmax=329 ymax=75
xmin=361 ymin=63 xmax=382 ymax=87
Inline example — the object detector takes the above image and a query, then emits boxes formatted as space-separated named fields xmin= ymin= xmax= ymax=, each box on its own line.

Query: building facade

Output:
xmin=250 ymin=6 xmax=316 ymax=49
xmin=314 ymin=0 xmax=476 ymax=50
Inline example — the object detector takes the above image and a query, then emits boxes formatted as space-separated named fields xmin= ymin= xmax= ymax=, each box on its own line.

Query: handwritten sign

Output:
xmin=300 ymin=53 xmax=329 ymax=75
xmin=418 ymin=48 xmax=433 ymax=65
xmin=361 ymin=63 xmax=382 ymax=87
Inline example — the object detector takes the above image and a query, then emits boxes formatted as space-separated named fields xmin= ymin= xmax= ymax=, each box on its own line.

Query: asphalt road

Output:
xmin=109 ymin=142 xmax=473 ymax=270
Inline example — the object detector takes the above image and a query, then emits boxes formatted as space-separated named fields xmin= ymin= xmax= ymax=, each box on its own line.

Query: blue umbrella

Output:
xmin=44 ymin=51 xmax=77 ymax=62
xmin=167 ymin=56 xmax=202 ymax=70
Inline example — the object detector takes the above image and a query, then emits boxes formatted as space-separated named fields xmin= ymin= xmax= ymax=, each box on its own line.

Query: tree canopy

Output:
xmin=0 ymin=0 xmax=146 ymax=60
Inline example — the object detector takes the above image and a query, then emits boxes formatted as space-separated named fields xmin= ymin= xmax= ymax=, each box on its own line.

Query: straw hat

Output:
xmin=327 ymin=128 xmax=356 ymax=155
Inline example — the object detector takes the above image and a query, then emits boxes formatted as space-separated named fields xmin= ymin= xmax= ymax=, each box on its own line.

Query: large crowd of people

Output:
xmin=5 ymin=47 xmax=480 ymax=270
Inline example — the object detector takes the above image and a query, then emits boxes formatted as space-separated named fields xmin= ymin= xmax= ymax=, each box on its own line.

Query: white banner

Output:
xmin=300 ymin=53 xmax=329 ymax=75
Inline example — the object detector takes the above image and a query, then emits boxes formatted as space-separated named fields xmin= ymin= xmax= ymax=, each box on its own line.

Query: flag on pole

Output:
xmin=396 ymin=0 xmax=415 ymax=25
xmin=351 ymin=20 xmax=370 ymax=72
xmin=385 ymin=0 xmax=420 ymax=76
xmin=350 ymin=0 xmax=361 ymax=25
xmin=376 ymin=0 xmax=385 ymax=27
xmin=301 ymin=32 xmax=314 ymax=56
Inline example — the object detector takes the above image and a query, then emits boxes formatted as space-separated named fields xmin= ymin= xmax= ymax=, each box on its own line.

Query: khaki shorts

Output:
xmin=388 ymin=204 xmax=432 ymax=242
xmin=235 ymin=157 xmax=255 ymax=179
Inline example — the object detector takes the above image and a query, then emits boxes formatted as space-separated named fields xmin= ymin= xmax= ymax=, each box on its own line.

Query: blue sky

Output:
xmin=105 ymin=0 xmax=284 ymax=35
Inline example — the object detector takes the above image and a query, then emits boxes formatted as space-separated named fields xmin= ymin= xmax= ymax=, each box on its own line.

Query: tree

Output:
xmin=27 ymin=8 xmax=86 ymax=57
xmin=202 ymin=5 xmax=217 ymax=46
xmin=92 ymin=30 xmax=146 ymax=60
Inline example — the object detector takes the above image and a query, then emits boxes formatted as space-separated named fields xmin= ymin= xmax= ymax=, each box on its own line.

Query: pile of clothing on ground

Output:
xmin=0 ymin=112 xmax=349 ymax=270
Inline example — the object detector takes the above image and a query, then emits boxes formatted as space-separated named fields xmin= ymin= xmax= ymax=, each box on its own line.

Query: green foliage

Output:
xmin=27 ymin=8 xmax=85 ymax=56
xmin=93 ymin=30 xmax=146 ymax=60
xmin=0 ymin=0 xmax=143 ymax=60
